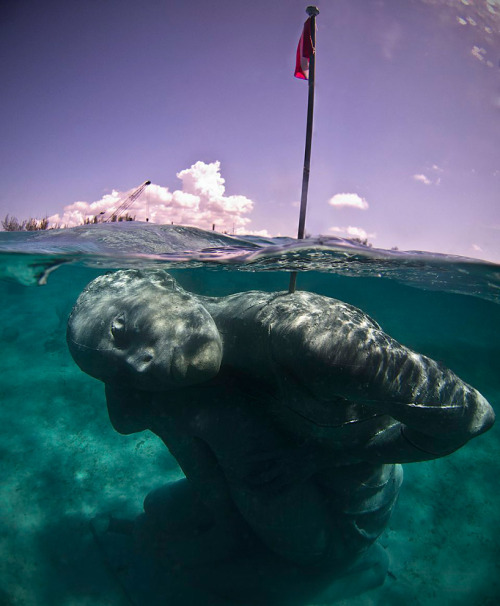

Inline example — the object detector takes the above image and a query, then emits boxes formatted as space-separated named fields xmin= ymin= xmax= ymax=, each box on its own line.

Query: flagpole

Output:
xmin=289 ymin=5 xmax=319 ymax=294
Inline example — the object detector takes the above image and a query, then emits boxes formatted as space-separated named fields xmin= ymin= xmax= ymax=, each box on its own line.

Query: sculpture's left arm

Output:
xmin=339 ymin=343 xmax=494 ymax=460
xmin=270 ymin=305 xmax=495 ymax=463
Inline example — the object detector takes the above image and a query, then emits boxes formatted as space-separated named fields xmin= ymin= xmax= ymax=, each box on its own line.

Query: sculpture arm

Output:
xmin=104 ymin=384 xmax=235 ymax=517
xmin=146 ymin=393 xmax=238 ymax=520
xmin=151 ymin=421 xmax=236 ymax=519
xmin=270 ymin=309 xmax=494 ymax=461
xmin=335 ymin=342 xmax=494 ymax=456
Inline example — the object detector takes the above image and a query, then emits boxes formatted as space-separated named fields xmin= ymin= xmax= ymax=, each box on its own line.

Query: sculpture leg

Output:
xmin=230 ymin=481 xmax=337 ymax=565
xmin=191 ymin=398 xmax=380 ymax=568
xmin=136 ymin=478 xmax=259 ymax=568
xmin=185 ymin=399 xmax=341 ymax=566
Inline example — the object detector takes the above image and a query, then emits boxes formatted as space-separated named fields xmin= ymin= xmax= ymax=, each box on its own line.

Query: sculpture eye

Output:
xmin=111 ymin=314 xmax=128 ymax=346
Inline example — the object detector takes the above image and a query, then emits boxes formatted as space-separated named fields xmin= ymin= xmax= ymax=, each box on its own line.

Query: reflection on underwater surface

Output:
xmin=0 ymin=224 xmax=499 ymax=302
xmin=0 ymin=225 xmax=499 ymax=605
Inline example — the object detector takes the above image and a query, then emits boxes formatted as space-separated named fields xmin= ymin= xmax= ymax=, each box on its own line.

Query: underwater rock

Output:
xmin=67 ymin=269 xmax=495 ymax=605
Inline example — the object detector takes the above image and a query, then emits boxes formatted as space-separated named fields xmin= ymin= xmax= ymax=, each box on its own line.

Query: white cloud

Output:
xmin=48 ymin=161 xmax=254 ymax=233
xmin=472 ymin=243 xmax=483 ymax=252
xmin=413 ymin=173 xmax=432 ymax=185
xmin=376 ymin=21 xmax=403 ymax=61
xmin=177 ymin=161 xmax=225 ymax=199
xmin=328 ymin=193 xmax=369 ymax=210
xmin=471 ymin=45 xmax=486 ymax=62
xmin=373 ymin=13 xmax=404 ymax=61
xmin=329 ymin=226 xmax=376 ymax=240
xmin=235 ymin=228 xmax=274 ymax=238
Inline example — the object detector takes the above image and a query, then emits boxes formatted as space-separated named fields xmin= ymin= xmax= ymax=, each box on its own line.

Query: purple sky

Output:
xmin=1 ymin=0 xmax=499 ymax=261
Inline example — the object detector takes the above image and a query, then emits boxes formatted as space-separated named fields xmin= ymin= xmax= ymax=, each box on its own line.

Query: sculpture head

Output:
xmin=67 ymin=269 xmax=222 ymax=390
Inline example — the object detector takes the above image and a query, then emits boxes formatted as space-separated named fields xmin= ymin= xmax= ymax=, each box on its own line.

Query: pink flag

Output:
xmin=294 ymin=17 xmax=313 ymax=80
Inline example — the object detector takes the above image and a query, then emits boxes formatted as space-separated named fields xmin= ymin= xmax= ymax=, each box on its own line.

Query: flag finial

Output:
xmin=306 ymin=6 xmax=319 ymax=17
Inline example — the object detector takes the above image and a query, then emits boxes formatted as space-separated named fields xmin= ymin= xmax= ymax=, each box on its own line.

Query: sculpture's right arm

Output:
xmin=105 ymin=384 xmax=236 ymax=518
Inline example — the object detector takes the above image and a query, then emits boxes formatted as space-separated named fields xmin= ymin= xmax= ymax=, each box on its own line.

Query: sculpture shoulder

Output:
xmin=258 ymin=291 xmax=384 ymax=375
xmin=256 ymin=291 xmax=381 ymax=332
xmin=211 ymin=290 xmax=380 ymax=334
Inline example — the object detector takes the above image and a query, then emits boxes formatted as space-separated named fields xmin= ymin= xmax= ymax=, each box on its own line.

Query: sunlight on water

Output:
xmin=1 ymin=224 xmax=499 ymax=302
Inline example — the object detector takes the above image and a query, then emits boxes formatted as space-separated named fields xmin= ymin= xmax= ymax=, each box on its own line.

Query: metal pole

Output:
xmin=289 ymin=6 xmax=319 ymax=294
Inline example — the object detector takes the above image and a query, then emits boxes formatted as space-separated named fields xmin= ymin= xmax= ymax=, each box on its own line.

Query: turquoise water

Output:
xmin=1 ymin=224 xmax=499 ymax=605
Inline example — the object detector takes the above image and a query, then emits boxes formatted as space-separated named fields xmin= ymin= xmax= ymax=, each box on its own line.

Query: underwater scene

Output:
xmin=1 ymin=224 xmax=499 ymax=606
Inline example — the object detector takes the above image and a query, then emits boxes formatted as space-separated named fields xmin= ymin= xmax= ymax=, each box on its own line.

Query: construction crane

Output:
xmin=100 ymin=180 xmax=151 ymax=223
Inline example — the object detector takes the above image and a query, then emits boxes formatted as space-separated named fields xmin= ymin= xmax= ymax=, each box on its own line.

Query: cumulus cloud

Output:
xmin=329 ymin=226 xmax=376 ymax=241
xmin=49 ymin=161 xmax=254 ymax=233
xmin=236 ymin=228 xmax=274 ymax=238
xmin=413 ymin=173 xmax=432 ymax=185
xmin=328 ymin=193 xmax=369 ymax=210
xmin=471 ymin=45 xmax=494 ymax=67
xmin=471 ymin=45 xmax=489 ymax=64
xmin=378 ymin=21 xmax=403 ymax=61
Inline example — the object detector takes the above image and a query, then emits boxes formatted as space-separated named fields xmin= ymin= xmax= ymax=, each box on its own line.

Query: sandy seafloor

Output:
xmin=1 ymin=263 xmax=499 ymax=606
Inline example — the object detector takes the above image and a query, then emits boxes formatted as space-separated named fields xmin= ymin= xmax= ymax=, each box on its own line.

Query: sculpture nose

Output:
xmin=126 ymin=349 xmax=155 ymax=374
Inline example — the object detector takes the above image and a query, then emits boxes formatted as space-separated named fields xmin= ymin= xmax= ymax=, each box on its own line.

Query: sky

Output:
xmin=1 ymin=0 xmax=499 ymax=261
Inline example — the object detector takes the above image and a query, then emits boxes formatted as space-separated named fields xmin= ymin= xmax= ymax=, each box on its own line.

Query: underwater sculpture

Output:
xmin=67 ymin=269 xmax=494 ymax=605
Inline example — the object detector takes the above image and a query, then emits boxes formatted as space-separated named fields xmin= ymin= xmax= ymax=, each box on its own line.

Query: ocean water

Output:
xmin=1 ymin=223 xmax=499 ymax=606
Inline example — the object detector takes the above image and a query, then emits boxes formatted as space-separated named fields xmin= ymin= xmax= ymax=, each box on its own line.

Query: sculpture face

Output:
xmin=67 ymin=270 xmax=222 ymax=390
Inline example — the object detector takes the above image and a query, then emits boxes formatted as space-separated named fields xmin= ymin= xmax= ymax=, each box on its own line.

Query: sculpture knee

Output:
xmin=230 ymin=483 xmax=342 ymax=566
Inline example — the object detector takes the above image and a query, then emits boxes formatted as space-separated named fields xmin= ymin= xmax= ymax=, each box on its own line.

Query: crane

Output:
xmin=100 ymin=180 xmax=151 ymax=223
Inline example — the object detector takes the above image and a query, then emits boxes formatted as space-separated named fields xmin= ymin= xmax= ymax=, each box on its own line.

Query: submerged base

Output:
xmin=90 ymin=506 xmax=389 ymax=606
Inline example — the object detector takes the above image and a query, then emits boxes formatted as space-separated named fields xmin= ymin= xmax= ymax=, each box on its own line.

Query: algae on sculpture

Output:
xmin=67 ymin=269 xmax=494 ymax=604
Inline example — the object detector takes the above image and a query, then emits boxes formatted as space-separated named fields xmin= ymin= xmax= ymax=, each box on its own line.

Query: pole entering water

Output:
xmin=289 ymin=6 xmax=319 ymax=294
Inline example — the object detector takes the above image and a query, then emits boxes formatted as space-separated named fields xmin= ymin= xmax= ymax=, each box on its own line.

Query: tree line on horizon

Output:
xmin=1 ymin=213 xmax=136 ymax=231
